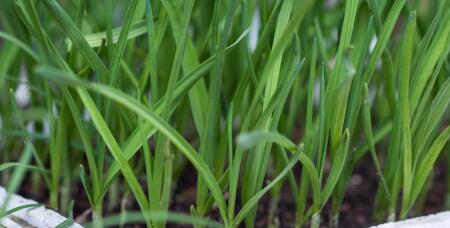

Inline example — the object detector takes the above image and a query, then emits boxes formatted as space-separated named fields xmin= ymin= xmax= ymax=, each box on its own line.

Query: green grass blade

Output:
xmin=0 ymin=204 xmax=40 ymax=218
xmin=152 ymin=1 xmax=193 ymax=226
xmin=42 ymin=0 xmax=108 ymax=75
xmin=197 ymin=0 xmax=237 ymax=213
xmin=328 ymin=0 xmax=358 ymax=86
xmin=0 ymin=163 xmax=48 ymax=174
xmin=63 ymin=88 xmax=100 ymax=201
xmin=237 ymin=132 xmax=297 ymax=151
xmin=329 ymin=77 xmax=353 ymax=156
xmin=65 ymin=20 xmax=149 ymax=49
xmin=35 ymin=66 xmax=229 ymax=224
xmin=0 ymin=31 xmax=38 ymax=61
xmin=237 ymin=131 xmax=321 ymax=214
xmin=233 ymin=147 xmax=303 ymax=227
xmin=409 ymin=126 xmax=450 ymax=211
xmin=398 ymin=11 xmax=416 ymax=218
xmin=362 ymin=84 xmax=390 ymax=199
xmin=107 ymin=0 xmax=138 ymax=86
xmin=410 ymin=10 xmax=450 ymax=109
xmin=101 ymin=29 xmax=249 ymax=196
xmin=142 ymin=0 xmax=158 ymax=98
xmin=320 ymin=129 xmax=350 ymax=207
xmin=413 ymin=78 xmax=450 ymax=166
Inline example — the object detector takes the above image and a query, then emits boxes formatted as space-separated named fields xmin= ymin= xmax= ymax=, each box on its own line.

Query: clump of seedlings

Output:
xmin=0 ymin=0 xmax=449 ymax=227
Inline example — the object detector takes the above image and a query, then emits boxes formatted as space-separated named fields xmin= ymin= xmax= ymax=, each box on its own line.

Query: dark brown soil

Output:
xmin=14 ymin=154 xmax=448 ymax=227
xmin=166 ymin=155 xmax=448 ymax=228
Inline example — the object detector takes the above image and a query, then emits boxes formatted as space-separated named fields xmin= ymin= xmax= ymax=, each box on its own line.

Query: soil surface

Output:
xmin=169 ymin=156 xmax=448 ymax=228
xmin=16 ymin=155 xmax=448 ymax=227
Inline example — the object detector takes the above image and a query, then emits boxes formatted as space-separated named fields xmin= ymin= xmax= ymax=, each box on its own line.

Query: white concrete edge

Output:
xmin=0 ymin=186 xmax=83 ymax=228
xmin=371 ymin=211 xmax=450 ymax=228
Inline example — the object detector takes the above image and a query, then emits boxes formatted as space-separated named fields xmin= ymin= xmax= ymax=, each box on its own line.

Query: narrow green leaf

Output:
xmin=42 ymin=0 xmax=108 ymax=75
xmin=107 ymin=0 xmax=138 ymax=86
xmin=101 ymin=29 xmax=249 ymax=194
xmin=320 ymin=129 xmax=350 ymax=207
xmin=411 ymin=10 xmax=450 ymax=109
xmin=65 ymin=20 xmax=148 ymax=49
xmin=398 ymin=11 xmax=416 ymax=217
xmin=330 ymin=77 xmax=353 ymax=155
xmin=233 ymin=148 xmax=303 ymax=227
xmin=35 ymin=66 xmax=229 ymax=224
xmin=0 ymin=163 xmax=48 ymax=174
xmin=0 ymin=30 xmax=38 ymax=61
xmin=0 ymin=204 xmax=40 ymax=218
xmin=413 ymin=78 xmax=450 ymax=166
xmin=409 ymin=126 xmax=450 ymax=210
xmin=362 ymin=84 xmax=390 ymax=199
xmin=237 ymin=131 xmax=297 ymax=151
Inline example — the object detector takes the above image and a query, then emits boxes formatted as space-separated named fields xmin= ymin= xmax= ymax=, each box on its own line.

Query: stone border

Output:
xmin=0 ymin=186 xmax=83 ymax=228
xmin=371 ymin=211 xmax=450 ymax=228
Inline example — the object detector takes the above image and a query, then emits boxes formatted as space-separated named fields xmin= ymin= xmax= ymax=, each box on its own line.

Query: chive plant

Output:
xmin=0 ymin=0 xmax=449 ymax=227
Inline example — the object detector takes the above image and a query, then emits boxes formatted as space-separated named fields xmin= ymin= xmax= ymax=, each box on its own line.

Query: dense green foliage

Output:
xmin=0 ymin=0 xmax=449 ymax=227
